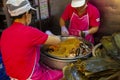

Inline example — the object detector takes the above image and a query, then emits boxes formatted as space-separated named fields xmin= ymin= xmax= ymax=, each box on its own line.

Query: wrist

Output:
xmin=61 ymin=26 xmax=67 ymax=30
xmin=83 ymin=30 xmax=89 ymax=36
xmin=61 ymin=26 xmax=66 ymax=28
xmin=45 ymin=30 xmax=54 ymax=35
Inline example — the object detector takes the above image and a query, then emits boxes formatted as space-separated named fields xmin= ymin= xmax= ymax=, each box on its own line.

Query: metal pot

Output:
xmin=40 ymin=36 xmax=93 ymax=70
xmin=40 ymin=52 xmax=77 ymax=70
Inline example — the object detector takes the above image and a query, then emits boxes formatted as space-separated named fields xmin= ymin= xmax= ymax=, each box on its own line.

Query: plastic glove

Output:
xmin=79 ymin=30 xmax=89 ymax=37
xmin=83 ymin=30 xmax=89 ymax=36
xmin=61 ymin=26 xmax=69 ymax=36
xmin=45 ymin=30 xmax=54 ymax=35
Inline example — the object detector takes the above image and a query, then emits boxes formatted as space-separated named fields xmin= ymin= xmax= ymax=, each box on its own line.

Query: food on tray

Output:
xmin=43 ymin=37 xmax=92 ymax=58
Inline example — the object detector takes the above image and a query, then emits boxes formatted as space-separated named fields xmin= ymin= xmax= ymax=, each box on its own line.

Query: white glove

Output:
xmin=83 ymin=30 xmax=89 ymax=36
xmin=79 ymin=30 xmax=89 ymax=37
xmin=61 ymin=26 xmax=69 ymax=36
xmin=45 ymin=30 xmax=54 ymax=35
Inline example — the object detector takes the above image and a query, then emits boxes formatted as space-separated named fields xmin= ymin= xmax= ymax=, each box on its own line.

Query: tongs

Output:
xmin=75 ymin=43 xmax=91 ymax=58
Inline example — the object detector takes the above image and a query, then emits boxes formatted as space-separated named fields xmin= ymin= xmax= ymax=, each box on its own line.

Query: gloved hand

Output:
xmin=79 ymin=30 xmax=89 ymax=37
xmin=61 ymin=26 xmax=69 ymax=36
xmin=83 ymin=30 xmax=89 ymax=36
xmin=45 ymin=30 xmax=54 ymax=35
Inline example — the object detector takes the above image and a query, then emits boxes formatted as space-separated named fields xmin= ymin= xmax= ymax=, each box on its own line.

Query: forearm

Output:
xmin=59 ymin=17 xmax=66 ymax=27
xmin=45 ymin=35 xmax=61 ymax=45
xmin=88 ymin=27 xmax=99 ymax=34
xmin=59 ymin=17 xmax=69 ymax=36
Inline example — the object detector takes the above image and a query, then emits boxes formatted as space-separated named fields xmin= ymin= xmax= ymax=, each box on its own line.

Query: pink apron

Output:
xmin=11 ymin=46 xmax=63 ymax=80
xmin=30 ymin=46 xmax=63 ymax=80
xmin=68 ymin=12 xmax=94 ymax=43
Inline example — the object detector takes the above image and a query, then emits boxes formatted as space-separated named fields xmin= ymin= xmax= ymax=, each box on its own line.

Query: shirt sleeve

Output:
xmin=88 ymin=4 xmax=100 ymax=27
xmin=29 ymin=27 xmax=48 ymax=46
xmin=61 ymin=4 xmax=72 ymax=21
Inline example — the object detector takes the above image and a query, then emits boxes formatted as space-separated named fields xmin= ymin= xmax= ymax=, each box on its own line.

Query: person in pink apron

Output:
xmin=1 ymin=0 xmax=63 ymax=80
xmin=60 ymin=0 xmax=100 ymax=43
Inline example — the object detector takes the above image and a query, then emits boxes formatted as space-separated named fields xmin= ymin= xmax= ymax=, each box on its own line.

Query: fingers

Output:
xmin=61 ymin=26 xmax=69 ymax=36
xmin=61 ymin=31 xmax=69 ymax=36
xmin=79 ymin=30 xmax=89 ymax=38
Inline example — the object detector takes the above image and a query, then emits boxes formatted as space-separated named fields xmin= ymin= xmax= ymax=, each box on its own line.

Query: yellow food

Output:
xmin=48 ymin=37 xmax=82 ymax=58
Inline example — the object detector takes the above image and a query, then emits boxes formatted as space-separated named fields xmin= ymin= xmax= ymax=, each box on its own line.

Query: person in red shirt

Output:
xmin=60 ymin=0 xmax=100 ymax=43
xmin=1 ymin=0 xmax=63 ymax=80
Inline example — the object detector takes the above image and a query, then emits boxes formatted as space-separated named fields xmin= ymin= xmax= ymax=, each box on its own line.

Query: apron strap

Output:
xmin=27 ymin=52 xmax=37 ymax=79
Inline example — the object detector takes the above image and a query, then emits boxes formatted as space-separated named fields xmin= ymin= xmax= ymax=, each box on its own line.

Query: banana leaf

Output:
xmin=63 ymin=57 xmax=120 ymax=80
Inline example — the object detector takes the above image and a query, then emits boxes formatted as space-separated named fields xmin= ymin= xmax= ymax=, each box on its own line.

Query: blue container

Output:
xmin=0 ymin=54 xmax=10 ymax=80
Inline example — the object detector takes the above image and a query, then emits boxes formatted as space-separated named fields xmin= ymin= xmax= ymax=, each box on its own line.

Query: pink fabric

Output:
xmin=0 ymin=36 xmax=1 ymax=54
xmin=68 ymin=12 xmax=94 ymax=43
xmin=61 ymin=3 xmax=100 ymax=27
xmin=69 ymin=13 xmax=89 ymax=36
xmin=31 ymin=63 xmax=63 ymax=80
xmin=30 ymin=46 xmax=63 ymax=80
xmin=1 ymin=22 xmax=48 ymax=79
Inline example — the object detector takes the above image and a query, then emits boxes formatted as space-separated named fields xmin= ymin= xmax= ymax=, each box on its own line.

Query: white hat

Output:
xmin=71 ymin=0 xmax=85 ymax=8
xmin=6 ymin=0 xmax=36 ymax=16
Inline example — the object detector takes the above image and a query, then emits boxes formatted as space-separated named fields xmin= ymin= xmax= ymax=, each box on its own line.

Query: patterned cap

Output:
xmin=6 ymin=0 xmax=36 ymax=16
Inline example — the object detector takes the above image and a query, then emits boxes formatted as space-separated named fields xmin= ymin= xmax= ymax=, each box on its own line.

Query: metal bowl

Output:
xmin=40 ymin=53 xmax=77 ymax=70
xmin=40 ymin=36 xmax=93 ymax=69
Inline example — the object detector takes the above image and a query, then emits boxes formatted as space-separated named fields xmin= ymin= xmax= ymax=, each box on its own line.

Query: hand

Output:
xmin=45 ymin=30 xmax=54 ymax=35
xmin=83 ymin=30 xmax=89 ymax=36
xmin=79 ymin=30 xmax=89 ymax=37
xmin=61 ymin=26 xmax=69 ymax=36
